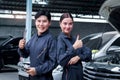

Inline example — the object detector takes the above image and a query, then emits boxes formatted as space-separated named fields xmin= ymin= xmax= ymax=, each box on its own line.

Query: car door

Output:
xmin=1 ymin=37 xmax=22 ymax=65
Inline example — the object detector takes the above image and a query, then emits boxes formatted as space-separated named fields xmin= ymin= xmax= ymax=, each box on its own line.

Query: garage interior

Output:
xmin=0 ymin=0 xmax=118 ymax=80
xmin=0 ymin=0 xmax=115 ymax=38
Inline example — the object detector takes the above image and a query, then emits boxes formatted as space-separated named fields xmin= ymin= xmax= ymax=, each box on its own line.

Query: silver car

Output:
xmin=84 ymin=0 xmax=120 ymax=79
xmin=17 ymin=57 xmax=30 ymax=80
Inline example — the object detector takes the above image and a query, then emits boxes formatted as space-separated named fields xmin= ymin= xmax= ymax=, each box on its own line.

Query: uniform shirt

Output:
xmin=57 ymin=32 xmax=92 ymax=67
xmin=18 ymin=30 xmax=56 ymax=79
xmin=57 ymin=32 xmax=92 ymax=80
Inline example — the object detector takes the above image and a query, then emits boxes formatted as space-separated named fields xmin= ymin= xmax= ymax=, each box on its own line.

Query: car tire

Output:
xmin=0 ymin=58 xmax=4 ymax=71
xmin=19 ymin=75 xmax=29 ymax=80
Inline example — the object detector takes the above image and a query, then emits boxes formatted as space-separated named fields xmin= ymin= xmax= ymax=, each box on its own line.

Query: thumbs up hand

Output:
xmin=73 ymin=35 xmax=83 ymax=50
xmin=19 ymin=39 xmax=26 ymax=49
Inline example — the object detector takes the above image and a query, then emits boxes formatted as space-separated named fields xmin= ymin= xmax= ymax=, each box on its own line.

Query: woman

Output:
xmin=57 ymin=13 xmax=92 ymax=80
xmin=18 ymin=10 xmax=56 ymax=80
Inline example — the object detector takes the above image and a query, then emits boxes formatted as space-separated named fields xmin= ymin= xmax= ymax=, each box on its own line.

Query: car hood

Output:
xmin=99 ymin=0 xmax=120 ymax=32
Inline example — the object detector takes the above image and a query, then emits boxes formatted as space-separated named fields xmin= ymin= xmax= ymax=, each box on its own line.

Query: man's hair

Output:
xmin=35 ymin=10 xmax=51 ymax=22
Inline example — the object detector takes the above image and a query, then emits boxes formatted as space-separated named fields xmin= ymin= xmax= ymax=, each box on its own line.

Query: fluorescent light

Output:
xmin=37 ymin=1 xmax=47 ymax=5
xmin=74 ymin=18 xmax=107 ymax=23
xmin=51 ymin=17 xmax=107 ymax=23
xmin=32 ymin=0 xmax=47 ymax=5
xmin=0 ymin=14 xmax=14 ymax=18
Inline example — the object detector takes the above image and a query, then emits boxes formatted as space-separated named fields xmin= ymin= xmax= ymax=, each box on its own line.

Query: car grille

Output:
xmin=83 ymin=65 xmax=120 ymax=80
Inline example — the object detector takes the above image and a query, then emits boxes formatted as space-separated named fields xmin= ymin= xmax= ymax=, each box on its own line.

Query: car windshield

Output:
xmin=0 ymin=36 xmax=12 ymax=46
xmin=82 ymin=31 xmax=117 ymax=51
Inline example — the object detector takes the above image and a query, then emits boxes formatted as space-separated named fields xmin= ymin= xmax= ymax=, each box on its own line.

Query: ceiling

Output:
xmin=0 ymin=0 xmax=106 ymax=15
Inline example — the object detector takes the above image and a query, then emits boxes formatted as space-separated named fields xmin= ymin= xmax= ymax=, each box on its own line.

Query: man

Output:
xmin=18 ymin=10 xmax=57 ymax=80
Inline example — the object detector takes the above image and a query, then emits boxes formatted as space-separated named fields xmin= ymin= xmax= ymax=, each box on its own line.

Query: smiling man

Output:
xmin=18 ymin=10 xmax=57 ymax=80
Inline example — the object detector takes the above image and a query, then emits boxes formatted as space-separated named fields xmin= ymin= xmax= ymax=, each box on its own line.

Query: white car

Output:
xmin=82 ymin=31 xmax=118 ymax=59
xmin=84 ymin=0 xmax=120 ymax=80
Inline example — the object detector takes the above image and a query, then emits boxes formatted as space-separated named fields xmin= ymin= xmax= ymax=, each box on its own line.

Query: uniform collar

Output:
xmin=37 ymin=30 xmax=49 ymax=37
xmin=60 ymin=32 xmax=72 ymax=39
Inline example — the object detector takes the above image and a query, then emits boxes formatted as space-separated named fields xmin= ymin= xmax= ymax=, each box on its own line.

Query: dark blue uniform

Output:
xmin=18 ymin=30 xmax=57 ymax=80
xmin=57 ymin=32 xmax=92 ymax=80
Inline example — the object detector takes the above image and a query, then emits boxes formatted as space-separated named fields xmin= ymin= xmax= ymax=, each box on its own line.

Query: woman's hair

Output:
xmin=35 ymin=10 xmax=51 ymax=22
xmin=60 ymin=13 xmax=73 ymax=22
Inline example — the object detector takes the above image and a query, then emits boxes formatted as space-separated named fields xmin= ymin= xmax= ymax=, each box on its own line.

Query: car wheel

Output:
xmin=19 ymin=75 xmax=29 ymax=80
xmin=0 ymin=58 xmax=4 ymax=71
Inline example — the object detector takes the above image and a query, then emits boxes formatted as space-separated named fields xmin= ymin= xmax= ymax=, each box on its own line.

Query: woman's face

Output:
xmin=35 ymin=15 xmax=51 ymax=35
xmin=60 ymin=18 xmax=73 ymax=35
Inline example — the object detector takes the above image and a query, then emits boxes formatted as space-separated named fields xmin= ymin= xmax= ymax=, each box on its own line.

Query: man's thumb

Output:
xmin=76 ymin=35 xmax=80 ymax=40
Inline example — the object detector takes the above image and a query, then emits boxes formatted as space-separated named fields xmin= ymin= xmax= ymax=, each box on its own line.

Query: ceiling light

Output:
xmin=32 ymin=0 xmax=48 ymax=5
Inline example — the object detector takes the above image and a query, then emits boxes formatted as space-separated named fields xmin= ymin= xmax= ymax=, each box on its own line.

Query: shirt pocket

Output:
xmin=37 ymin=47 xmax=47 ymax=59
xmin=37 ymin=47 xmax=47 ymax=64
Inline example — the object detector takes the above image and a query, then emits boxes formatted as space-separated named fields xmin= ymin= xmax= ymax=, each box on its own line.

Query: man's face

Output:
xmin=35 ymin=15 xmax=51 ymax=35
